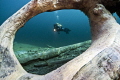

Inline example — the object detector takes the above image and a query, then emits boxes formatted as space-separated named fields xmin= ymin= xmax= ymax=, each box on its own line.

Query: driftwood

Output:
xmin=18 ymin=41 xmax=90 ymax=75
xmin=0 ymin=0 xmax=120 ymax=80
xmin=15 ymin=40 xmax=91 ymax=64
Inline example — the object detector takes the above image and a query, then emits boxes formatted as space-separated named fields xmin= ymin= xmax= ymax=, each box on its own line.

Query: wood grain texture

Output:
xmin=0 ymin=0 xmax=120 ymax=80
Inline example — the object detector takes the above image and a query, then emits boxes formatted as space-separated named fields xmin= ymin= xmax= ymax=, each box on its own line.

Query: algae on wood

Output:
xmin=0 ymin=0 xmax=120 ymax=80
xmin=14 ymin=40 xmax=91 ymax=64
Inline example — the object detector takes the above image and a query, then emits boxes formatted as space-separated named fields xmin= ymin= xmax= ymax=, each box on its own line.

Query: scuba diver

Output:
xmin=53 ymin=23 xmax=71 ymax=34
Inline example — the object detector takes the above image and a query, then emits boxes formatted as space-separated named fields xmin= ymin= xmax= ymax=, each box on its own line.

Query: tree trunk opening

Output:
xmin=13 ymin=9 xmax=92 ymax=75
xmin=0 ymin=0 xmax=120 ymax=80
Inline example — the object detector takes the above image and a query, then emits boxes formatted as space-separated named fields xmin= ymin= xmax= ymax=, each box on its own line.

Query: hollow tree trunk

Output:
xmin=0 ymin=0 xmax=120 ymax=80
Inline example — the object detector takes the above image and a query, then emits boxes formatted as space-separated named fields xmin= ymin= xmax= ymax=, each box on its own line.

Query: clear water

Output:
xmin=1 ymin=0 xmax=120 ymax=48
xmin=14 ymin=9 xmax=91 ymax=47
xmin=0 ymin=0 xmax=120 ymax=75
xmin=0 ymin=0 xmax=91 ymax=47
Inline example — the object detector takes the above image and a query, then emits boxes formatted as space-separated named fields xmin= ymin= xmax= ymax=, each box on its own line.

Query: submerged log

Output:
xmin=15 ymin=40 xmax=91 ymax=64
xmin=0 ymin=0 xmax=120 ymax=80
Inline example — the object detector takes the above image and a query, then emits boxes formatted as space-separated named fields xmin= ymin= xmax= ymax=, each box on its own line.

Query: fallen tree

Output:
xmin=14 ymin=40 xmax=91 ymax=64
xmin=14 ymin=40 xmax=91 ymax=75
xmin=0 ymin=0 xmax=120 ymax=80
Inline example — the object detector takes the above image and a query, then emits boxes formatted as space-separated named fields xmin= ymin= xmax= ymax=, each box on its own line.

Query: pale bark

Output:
xmin=0 ymin=0 xmax=120 ymax=80
xmin=15 ymin=40 xmax=90 ymax=64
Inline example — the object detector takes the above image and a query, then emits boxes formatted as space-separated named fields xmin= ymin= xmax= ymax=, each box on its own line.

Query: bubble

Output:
xmin=54 ymin=11 xmax=59 ymax=22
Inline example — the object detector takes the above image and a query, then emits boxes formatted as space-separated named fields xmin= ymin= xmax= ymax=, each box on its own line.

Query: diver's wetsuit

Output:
xmin=54 ymin=23 xmax=71 ymax=34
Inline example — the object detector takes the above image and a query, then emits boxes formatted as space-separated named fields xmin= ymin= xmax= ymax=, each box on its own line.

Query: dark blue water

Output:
xmin=0 ymin=0 xmax=120 ymax=47
xmin=14 ymin=10 xmax=91 ymax=47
